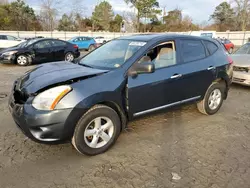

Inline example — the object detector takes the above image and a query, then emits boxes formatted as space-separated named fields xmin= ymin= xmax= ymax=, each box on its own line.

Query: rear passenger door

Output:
xmin=50 ymin=40 xmax=67 ymax=61
xmin=178 ymin=39 xmax=217 ymax=100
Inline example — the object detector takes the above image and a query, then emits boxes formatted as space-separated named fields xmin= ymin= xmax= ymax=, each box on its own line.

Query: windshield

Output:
xmin=235 ymin=43 xmax=250 ymax=54
xmin=18 ymin=39 xmax=39 ymax=48
xmin=79 ymin=40 xmax=146 ymax=69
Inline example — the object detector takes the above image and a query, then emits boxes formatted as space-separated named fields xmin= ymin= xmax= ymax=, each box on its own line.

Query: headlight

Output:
xmin=32 ymin=85 xmax=72 ymax=110
xmin=2 ymin=51 xmax=18 ymax=56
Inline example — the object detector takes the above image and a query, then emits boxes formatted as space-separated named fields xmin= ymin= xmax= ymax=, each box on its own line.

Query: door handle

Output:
xmin=171 ymin=74 xmax=182 ymax=79
xmin=207 ymin=66 xmax=215 ymax=70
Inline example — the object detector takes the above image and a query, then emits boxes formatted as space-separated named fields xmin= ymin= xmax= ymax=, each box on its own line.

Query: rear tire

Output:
xmin=65 ymin=52 xmax=74 ymax=62
xmin=72 ymin=105 xmax=121 ymax=156
xmin=197 ymin=82 xmax=226 ymax=115
xmin=88 ymin=45 xmax=95 ymax=52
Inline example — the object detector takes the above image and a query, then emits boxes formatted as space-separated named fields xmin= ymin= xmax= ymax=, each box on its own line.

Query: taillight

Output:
xmin=227 ymin=56 xmax=233 ymax=65
xmin=73 ymin=44 xmax=78 ymax=49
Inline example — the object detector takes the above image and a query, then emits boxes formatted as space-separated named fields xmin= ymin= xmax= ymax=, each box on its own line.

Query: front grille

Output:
xmin=233 ymin=77 xmax=246 ymax=82
xmin=233 ymin=66 xmax=249 ymax=72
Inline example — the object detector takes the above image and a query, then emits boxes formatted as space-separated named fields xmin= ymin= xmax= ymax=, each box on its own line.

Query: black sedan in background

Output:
xmin=0 ymin=38 xmax=80 ymax=66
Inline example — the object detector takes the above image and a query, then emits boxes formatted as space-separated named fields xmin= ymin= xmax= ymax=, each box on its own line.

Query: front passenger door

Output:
xmin=127 ymin=41 xmax=186 ymax=117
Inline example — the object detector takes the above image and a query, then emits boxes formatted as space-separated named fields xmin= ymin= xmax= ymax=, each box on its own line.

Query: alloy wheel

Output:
xmin=208 ymin=89 xmax=222 ymax=110
xmin=65 ymin=53 xmax=74 ymax=62
xmin=84 ymin=117 xmax=114 ymax=148
xmin=17 ymin=55 xmax=27 ymax=65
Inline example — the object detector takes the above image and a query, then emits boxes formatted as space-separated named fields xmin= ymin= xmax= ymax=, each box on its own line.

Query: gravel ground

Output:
xmin=0 ymin=63 xmax=250 ymax=188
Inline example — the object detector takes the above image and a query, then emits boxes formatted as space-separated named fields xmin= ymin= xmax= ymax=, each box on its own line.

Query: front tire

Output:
xmin=197 ymin=82 xmax=226 ymax=115
xmin=16 ymin=55 xmax=30 ymax=66
xmin=72 ymin=105 xmax=121 ymax=156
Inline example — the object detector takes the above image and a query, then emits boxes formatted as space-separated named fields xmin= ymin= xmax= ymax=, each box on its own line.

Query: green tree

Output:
xmin=57 ymin=13 xmax=75 ymax=31
xmin=109 ymin=14 xmax=123 ymax=32
xmin=210 ymin=2 xmax=235 ymax=31
xmin=92 ymin=1 xmax=114 ymax=31
xmin=124 ymin=0 xmax=161 ymax=32
xmin=0 ymin=0 xmax=42 ymax=30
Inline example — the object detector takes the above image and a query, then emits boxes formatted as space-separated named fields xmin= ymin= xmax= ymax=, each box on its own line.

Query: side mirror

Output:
xmin=128 ymin=62 xmax=155 ymax=77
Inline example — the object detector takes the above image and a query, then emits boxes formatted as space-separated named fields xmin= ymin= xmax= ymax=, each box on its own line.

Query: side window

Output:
xmin=7 ymin=36 xmax=17 ymax=40
xmin=137 ymin=41 xmax=176 ymax=69
xmin=0 ymin=35 xmax=7 ymax=40
xmin=34 ymin=40 xmax=52 ymax=49
xmin=180 ymin=40 xmax=206 ymax=63
xmin=204 ymin=41 xmax=218 ymax=55
xmin=51 ymin=40 xmax=66 ymax=47
xmin=74 ymin=38 xmax=79 ymax=42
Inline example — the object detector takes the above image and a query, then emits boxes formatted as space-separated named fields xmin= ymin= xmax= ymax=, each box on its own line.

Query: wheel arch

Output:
xmin=215 ymin=71 xmax=230 ymax=99
xmin=98 ymin=101 xmax=128 ymax=131
xmin=15 ymin=53 xmax=33 ymax=65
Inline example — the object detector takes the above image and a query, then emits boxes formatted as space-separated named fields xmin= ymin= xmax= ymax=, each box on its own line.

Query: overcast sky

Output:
xmin=25 ymin=0 xmax=226 ymax=23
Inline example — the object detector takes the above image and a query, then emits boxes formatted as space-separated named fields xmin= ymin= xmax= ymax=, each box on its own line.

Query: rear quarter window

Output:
xmin=180 ymin=39 xmax=206 ymax=63
xmin=203 ymin=40 xmax=218 ymax=55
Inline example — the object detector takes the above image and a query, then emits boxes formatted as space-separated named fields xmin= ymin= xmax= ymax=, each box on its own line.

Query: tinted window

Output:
xmin=7 ymin=36 xmax=17 ymax=40
xmin=0 ymin=35 xmax=7 ymax=40
xmin=51 ymin=40 xmax=66 ymax=46
xmin=204 ymin=41 xmax=218 ymax=55
xmin=180 ymin=40 xmax=206 ymax=63
xmin=34 ymin=40 xmax=51 ymax=49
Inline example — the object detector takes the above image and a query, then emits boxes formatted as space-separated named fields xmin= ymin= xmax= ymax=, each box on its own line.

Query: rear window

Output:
xmin=180 ymin=40 xmax=206 ymax=63
xmin=204 ymin=41 xmax=218 ymax=55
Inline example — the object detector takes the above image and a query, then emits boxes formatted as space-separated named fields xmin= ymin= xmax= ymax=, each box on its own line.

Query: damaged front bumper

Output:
xmin=9 ymin=89 xmax=74 ymax=143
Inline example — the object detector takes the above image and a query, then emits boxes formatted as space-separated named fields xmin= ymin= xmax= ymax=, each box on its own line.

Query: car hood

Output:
xmin=0 ymin=46 xmax=20 ymax=54
xmin=231 ymin=54 xmax=250 ymax=67
xmin=18 ymin=62 xmax=109 ymax=94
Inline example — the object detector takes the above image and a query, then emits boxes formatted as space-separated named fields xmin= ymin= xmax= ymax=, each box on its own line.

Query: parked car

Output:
xmin=221 ymin=39 xmax=234 ymax=54
xmin=0 ymin=38 xmax=80 ymax=66
xmin=68 ymin=36 xmax=96 ymax=51
xmin=9 ymin=34 xmax=233 ymax=155
xmin=0 ymin=35 xmax=25 ymax=49
xmin=231 ymin=42 xmax=250 ymax=86
xmin=94 ymin=36 xmax=107 ymax=44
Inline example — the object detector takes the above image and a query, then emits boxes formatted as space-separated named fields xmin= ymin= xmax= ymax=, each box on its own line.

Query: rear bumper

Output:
xmin=233 ymin=71 xmax=250 ymax=86
xmin=9 ymin=94 xmax=74 ymax=144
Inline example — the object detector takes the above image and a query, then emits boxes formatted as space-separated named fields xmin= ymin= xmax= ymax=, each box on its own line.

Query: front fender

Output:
xmin=62 ymin=91 xmax=126 ymax=140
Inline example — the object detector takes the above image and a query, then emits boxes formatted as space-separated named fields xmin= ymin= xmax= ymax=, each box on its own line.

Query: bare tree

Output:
xmin=70 ymin=0 xmax=86 ymax=17
xmin=232 ymin=0 xmax=250 ymax=31
xmin=39 ymin=0 xmax=59 ymax=31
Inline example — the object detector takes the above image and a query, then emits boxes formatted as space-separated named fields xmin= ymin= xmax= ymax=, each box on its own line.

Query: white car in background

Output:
xmin=94 ymin=36 xmax=107 ymax=44
xmin=0 ymin=35 xmax=25 ymax=49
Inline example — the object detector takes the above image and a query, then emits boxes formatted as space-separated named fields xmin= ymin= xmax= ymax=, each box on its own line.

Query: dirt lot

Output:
xmin=0 ymin=63 xmax=250 ymax=188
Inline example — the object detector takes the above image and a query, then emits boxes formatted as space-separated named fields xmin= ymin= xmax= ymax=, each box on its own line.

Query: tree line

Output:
xmin=0 ymin=0 xmax=250 ymax=32
xmin=208 ymin=0 xmax=250 ymax=31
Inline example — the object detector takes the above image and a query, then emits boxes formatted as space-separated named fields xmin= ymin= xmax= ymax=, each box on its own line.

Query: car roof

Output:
xmin=117 ymin=34 xmax=213 ymax=42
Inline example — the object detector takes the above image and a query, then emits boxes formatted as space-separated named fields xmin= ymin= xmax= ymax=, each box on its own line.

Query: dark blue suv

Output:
xmin=9 ymin=34 xmax=233 ymax=155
